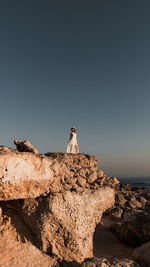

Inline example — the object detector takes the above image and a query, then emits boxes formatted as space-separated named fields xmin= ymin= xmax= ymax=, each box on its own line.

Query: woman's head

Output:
xmin=71 ymin=127 xmax=76 ymax=132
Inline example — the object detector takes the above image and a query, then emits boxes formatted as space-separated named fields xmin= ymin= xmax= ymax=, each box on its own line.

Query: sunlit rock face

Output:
xmin=0 ymin=149 xmax=117 ymax=201
xmin=20 ymin=187 xmax=114 ymax=262
xmin=0 ymin=147 xmax=115 ymax=264
xmin=0 ymin=149 xmax=100 ymax=200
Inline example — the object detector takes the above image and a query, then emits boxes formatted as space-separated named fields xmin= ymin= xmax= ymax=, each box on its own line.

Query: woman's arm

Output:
xmin=69 ymin=132 xmax=73 ymax=141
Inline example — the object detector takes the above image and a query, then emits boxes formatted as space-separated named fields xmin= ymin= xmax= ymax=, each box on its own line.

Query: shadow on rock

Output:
xmin=0 ymin=200 xmax=39 ymax=248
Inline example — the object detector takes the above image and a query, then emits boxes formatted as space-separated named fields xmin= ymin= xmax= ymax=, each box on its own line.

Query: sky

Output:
xmin=0 ymin=0 xmax=150 ymax=177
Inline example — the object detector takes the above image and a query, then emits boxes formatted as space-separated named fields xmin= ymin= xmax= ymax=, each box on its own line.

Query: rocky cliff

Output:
xmin=0 ymin=147 xmax=115 ymax=266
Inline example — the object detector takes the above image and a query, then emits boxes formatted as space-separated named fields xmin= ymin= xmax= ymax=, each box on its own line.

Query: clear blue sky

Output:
xmin=0 ymin=0 xmax=150 ymax=177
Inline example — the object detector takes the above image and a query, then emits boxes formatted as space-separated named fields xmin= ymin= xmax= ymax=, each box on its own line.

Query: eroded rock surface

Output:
xmin=0 ymin=149 xmax=101 ymax=200
xmin=0 ymin=147 xmax=115 ymax=265
xmin=19 ymin=187 xmax=114 ymax=262
xmin=0 ymin=204 xmax=55 ymax=267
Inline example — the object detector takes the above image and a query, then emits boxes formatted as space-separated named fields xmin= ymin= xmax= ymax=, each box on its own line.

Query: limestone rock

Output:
xmin=0 ymin=203 xmax=56 ymax=267
xmin=112 ymin=177 xmax=120 ymax=185
xmin=97 ymin=169 xmax=104 ymax=178
xmin=87 ymin=171 xmax=97 ymax=183
xmin=99 ymin=176 xmax=120 ymax=188
xmin=0 ymin=239 xmax=54 ymax=267
xmin=0 ymin=149 xmax=99 ymax=200
xmin=14 ymin=139 xmax=39 ymax=154
xmin=77 ymin=177 xmax=87 ymax=187
xmin=107 ymin=183 xmax=150 ymax=221
xmin=110 ymin=208 xmax=150 ymax=247
xmin=108 ymin=181 xmax=150 ymax=244
xmin=0 ymin=147 xmax=116 ymax=264
xmin=0 ymin=149 xmax=54 ymax=200
xmin=20 ymin=187 xmax=115 ymax=262
xmin=128 ymin=196 xmax=142 ymax=209
xmin=0 ymin=146 xmax=15 ymax=153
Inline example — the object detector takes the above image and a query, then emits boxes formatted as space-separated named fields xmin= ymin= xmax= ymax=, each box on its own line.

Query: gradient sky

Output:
xmin=0 ymin=0 xmax=150 ymax=177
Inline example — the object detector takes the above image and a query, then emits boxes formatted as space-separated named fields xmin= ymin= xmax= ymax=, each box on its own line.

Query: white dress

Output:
xmin=66 ymin=132 xmax=79 ymax=153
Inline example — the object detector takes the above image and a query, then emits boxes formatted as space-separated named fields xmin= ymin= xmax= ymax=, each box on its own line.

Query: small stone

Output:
xmin=77 ymin=177 xmax=86 ymax=187
xmin=138 ymin=196 xmax=147 ymax=206
xmin=110 ymin=206 xmax=124 ymax=219
xmin=87 ymin=171 xmax=97 ymax=183
xmin=112 ymin=177 xmax=120 ymax=185
xmin=117 ymin=194 xmax=127 ymax=206
xmin=97 ymin=170 xmax=104 ymax=178
xmin=128 ymin=196 xmax=142 ymax=209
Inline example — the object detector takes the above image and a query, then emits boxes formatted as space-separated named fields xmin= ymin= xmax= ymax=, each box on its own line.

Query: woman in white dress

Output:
xmin=66 ymin=127 xmax=79 ymax=153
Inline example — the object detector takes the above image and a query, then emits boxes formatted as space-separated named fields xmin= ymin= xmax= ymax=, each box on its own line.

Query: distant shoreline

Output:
xmin=118 ymin=176 xmax=150 ymax=179
xmin=117 ymin=176 xmax=150 ymax=189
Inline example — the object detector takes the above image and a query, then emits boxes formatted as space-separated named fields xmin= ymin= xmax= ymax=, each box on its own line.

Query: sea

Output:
xmin=118 ymin=177 xmax=150 ymax=189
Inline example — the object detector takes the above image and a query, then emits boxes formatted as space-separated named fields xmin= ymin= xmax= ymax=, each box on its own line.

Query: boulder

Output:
xmin=116 ymin=194 xmax=127 ymax=207
xmin=110 ymin=206 xmax=124 ymax=219
xmin=110 ymin=209 xmax=150 ymax=247
xmin=137 ymin=196 xmax=147 ymax=206
xmin=97 ymin=170 xmax=104 ymax=178
xmin=19 ymin=187 xmax=114 ymax=262
xmin=111 ymin=177 xmax=120 ymax=185
xmin=14 ymin=139 xmax=39 ymax=154
xmin=128 ymin=196 xmax=142 ymax=209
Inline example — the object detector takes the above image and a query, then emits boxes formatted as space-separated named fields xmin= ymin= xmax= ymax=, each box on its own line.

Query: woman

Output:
xmin=66 ymin=127 xmax=79 ymax=153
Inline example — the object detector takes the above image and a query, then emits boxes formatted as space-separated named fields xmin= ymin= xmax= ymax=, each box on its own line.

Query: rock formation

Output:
xmin=107 ymin=184 xmax=149 ymax=221
xmin=19 ymin=187 xmax=114 ymax=262
xmin=0 ymin=204 xmax=55 ymax=267
xmin=0 ymin=149 xmax=104 ymax=200
xmin=0 ymin=147 xmax=115 ymax=265
xmin=14 ymin=139 xmax=39 ymax=154
xmin=107 ymin=183 xmax=150 ymax=248
xmin=0 ymin=144 xmax=146 ymax=266
xmin=104 ymin=183 xmax=150 ymax=267
xmin=110 ymin=208 xmax=150 ymax=247
xmin=80 ymin=257 xmax=140 ymax=267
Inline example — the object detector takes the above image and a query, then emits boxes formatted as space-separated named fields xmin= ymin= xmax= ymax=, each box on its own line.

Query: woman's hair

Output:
xmin=71 ymin=127 xmax=76 ymax=132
